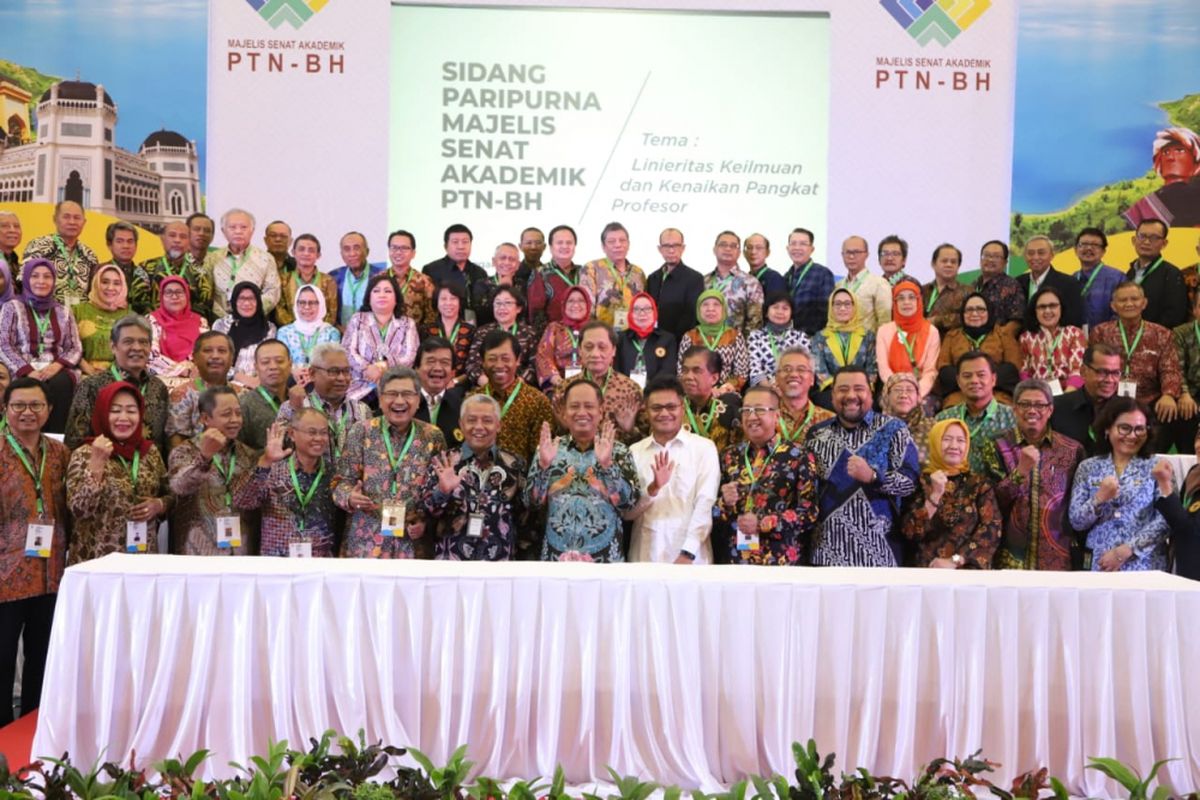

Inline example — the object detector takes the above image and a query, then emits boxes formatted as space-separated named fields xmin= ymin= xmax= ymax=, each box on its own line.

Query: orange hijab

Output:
xmin=888 ymin=278 xmax=933 ymax=375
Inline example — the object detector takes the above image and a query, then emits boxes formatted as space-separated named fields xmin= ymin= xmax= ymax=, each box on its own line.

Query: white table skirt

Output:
xmin=32 ymin=556 xmax=1200 ymax=797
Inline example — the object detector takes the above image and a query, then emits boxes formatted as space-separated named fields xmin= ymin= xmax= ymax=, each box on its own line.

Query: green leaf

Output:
xmin=1049 ymin=777 xmax=1070 ymax=800
xmin=408 ymin=747 xmax=438 ymax=777
xmin=1087 ymin=757 xmax=1142 ymax=791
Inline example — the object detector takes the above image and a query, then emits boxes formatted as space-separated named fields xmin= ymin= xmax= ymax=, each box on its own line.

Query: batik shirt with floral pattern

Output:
xmin=425 ymin=444 xmax=528 ymax=561
xmin=901 ymin=472 xmax=1002 ymax=568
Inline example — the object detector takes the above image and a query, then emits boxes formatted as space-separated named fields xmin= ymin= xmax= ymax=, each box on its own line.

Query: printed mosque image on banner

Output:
xmin=0 ymin=74 xmax=200 ymax=232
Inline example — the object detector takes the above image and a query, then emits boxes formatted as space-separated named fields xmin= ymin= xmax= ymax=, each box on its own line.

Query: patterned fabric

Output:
xmin=552 ymin=369 xmax=647 ymax=446
xmin=747 ymin=328 xmax=811 ymax=387
xmin=130 ymin=255 xmax=213 ymax=320
xmin=682 ymin=392 xmax=742 ymax=453
xmin=835 ymin=271 xmax=892 ymax=331
xmin=777 ymin=400 xmax=834 ymax=445
xmin=425 ymin=445 xmax=528 ymax=560
xmin=936 ymin=327 xmax=1022 ymax=405
xmin=1075 ymin=264 xmax=1125 ymax=331
xmin=535 ymin=322 xmax=583 ymax=388
xmin=1068 ymin=455 xmax=1170 ymax=571
xmin=1088 ymin=319 xmax=1182 ymax=404
xmin=65 ymin=443 xmax=169 ymax=564
xmin=1171 ymin=320 xmax=1200 ymax=398
xmin=466 ymin=379 xmax=555 ymax=464
xmin=274 ymin=391 xmax=373 ymax=459
xmin=385 ymin=267 xmax=437 ymax=331
xmin=580 ymin=259 xmax=646 ymax=330
xmin=783 ymin=260 xmax=836 ymax=336
xmin=204 ymin=245 xmax=282 ymax=317
xmin=64 ymin=368 xmax=170 ymax=454
xmin=810 ymin=329 xmax=878 ymax=390
xmin=422 ymin=319 xmax=475 ymax=375
xmin=275 ymin=271 xmax=339 ymax=326
xmin=147 ymin=313 xmax=210 ymax=385
xmin=897 ymin=407 xmax=935 ymax=465
xmin=340 ymin=312 xmax=420 ymax=401
xmin=165 ymin=380 xmax=244 ymax=441
xmin=806 ymin=411 xmax=920 ymax=566
xmin=993 ymin=429 xmax=1085 ymax=570
xmin=464 ymin=321 xmax=539 ymax=386
xmin=677 ymin=327 xmax=750 ymax=392
xmin=331 ymin=418 xmax=446 ymax=558
xmin=875 ymin=322 xmax=941 ymax=399
xmin=21 ymin=235 xmax=98 ymax=308
xmin=167 ymin=438 xmax=259 ymax=555
xmin=237 ymin=388 xmax=287 ymax=450
xmin=526 ymin=436 xmax=640 ymax=562
xmin=212 ymin=315 xmax=277 ymax=380
xmin=702 ymin=267 xmax=763 ymax=337
xmin=71 ymin=302 xmax=124 ymax=369
xmin=972 ymin=274 xmax=1025 ymax=327
xmin=232 ymin=459 xmax=338 ymax=557
xmin=527 ymin=263 xmax=581 ymax=329
xmin=1180 ymin=264 xmax=1199 ymax=315
xmin=0 ymin=300 xmax=82 ymax=377
xmin=921 ymin=280 xmax=970 ymax=334
xmin=1019 ymin=326 xmax=1087 ymax=388
xmin=276 ymin=322 xmax=341 ymax=367
xmin=712 ymin=436 xmax=820 ymax=565
xmin=0 ymin=436 xmax=69 ymax=602
xmin=901 ymin=472 xmax=1002 ymax=568
xmin=934 ymin=400 xmax=1016 ymax=475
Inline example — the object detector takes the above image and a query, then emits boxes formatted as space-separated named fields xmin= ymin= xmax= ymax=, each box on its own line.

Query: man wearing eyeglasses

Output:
xmin=782 ymin=227 xmax=835 ymax=337
xmin=833 ymin=236 xmax=891 ymax=331
xmin=776 ymin=347 xmax=832 ymax=444
xmin=276 ymin=342 xmax=371 ymax=459
xmin=1016 ymin=236 xmax=1083 ymax=329
xmin=1126 ymin=219 xmax=1187 ymax=329
xmin=704 ymin=230 xmax=764 ymax=337
xmin=992 ymin=379 xmax=1086 ymax=570
xmin=806 ymin=366 xmax=919 ymax=567
xmin=1050 ymin=344 xmax=1123 ymax=456
xmin=385 ymin=229 xmax=436 ymax=330
xmin=972 ymin=240 xmax=1025 ymax=334
xmin=626 ymin=376 xmax=719 ymax=564
xmin=877 ymin=234 xmax=914 ymax=288
xmin=645 ymin=227 xmax=704 ymax=340
xmin=1073 ymin=228 xmax=1125 ymax=331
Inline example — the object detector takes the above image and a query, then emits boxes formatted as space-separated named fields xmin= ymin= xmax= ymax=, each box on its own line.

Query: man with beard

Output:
xmin=1050 ymin=344 xmax=1124 ymax=455
xmin=776 ymin=346 xmax=833 ymax=444
xmin=805 ymin=366 xmax=919 ymax=566
xmin=130 ymin=221 xmax=214 ymax=317
xmin=277 ymin=342 xmax=372 ymax=459
xmin=414 ymin=335 xmax=463 ymax=446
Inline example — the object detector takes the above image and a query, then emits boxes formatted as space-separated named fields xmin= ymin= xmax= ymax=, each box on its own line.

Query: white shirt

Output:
xmin=835 ymin=269 xmax=892 ymax=331
xmin=626 ymin=429 xmax=720 ymax=564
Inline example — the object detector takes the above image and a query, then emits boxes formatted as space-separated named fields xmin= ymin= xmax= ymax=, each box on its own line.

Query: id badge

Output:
xmin=380 ymin=502 xmax=406 ymax=538
xmin=613 ymin=309 xmax=628 ymax=331
xmin=289 ymin=541 xmax=313 ymax=558
xmin=564 ymin=367 xmax=582 ymax=380
xmin=736 ymin=530 xmax=760 ymax=552
xmin=215 ymin=514 xmax=241 ymax=549
xmin=1047 ymin=378 xmax=1064 ymax=396
xmin=25 ymin=521 xmax=53 ymax=559
xmin=630 ymin=371 xmax=647 ymax=389
xmin=126 ymin=520 xmax=149 ymax=553
xmin=1118 ymin=380 xmax=1137 ymax=399
xmin=467 ymin=513 xmax=485 ymax=538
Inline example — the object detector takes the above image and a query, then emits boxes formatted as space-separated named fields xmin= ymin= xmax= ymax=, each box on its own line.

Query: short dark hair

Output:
xmin=600 ymin=221 xmax=628 ymax=245
xmin=1083 ymin=342 xmax=1124 ymax=368
xmin=482 ymin=328 xmax=520 ymax=359
xmin=186 ymin=212 xmax=213 ymax=228
xmin=417 ymin=335 xmax=453 ymax=367
xmin=548 ymin=224 xmax=577 ymax=245
xmin=490 ymin=283 xmax=526 ymax=310
xmin=643 ymin=375 xmax=684 ymax=401
xmin=198 ymin=385 xmax=239 ymax=417
xmin=956 ymin=350 xmax=997 ymax=374
xmin=254 ymin=338 xmax=290 ymax=360
xmin=981 ymin=240 xmax=1009 ymax=260
xmin=1075 ymin=227 xmax=1108 ymax=248
xmin=932 ymin=243 xmax=962 ymax=266
xmin=194 ymin=330 xmax=233 ymax=357
xmin=790 ymin=227 xmax=815 ymax=245
xmin=833 ymin=365 xmax=870 ymax=384
xmin=744 ymin=384 xmax=781 ymax=407
xmin=443 ymin=224 xmax=472 ymax=245
xmin=1136 ymin=218 xmax=1169 ymax=238
xmin=878 ymin=234 xmax=907 ymax=259
xmin=432 ymin=281 xmax=467 ymax=313
xmin=564 ymin=377 xmax=603 ymax=403
xmin=388 ymin=229 xmax=416 ymax=250
xmin=105 ymin=220 xmax=138 ymax=245
xmin=4 ymin=376 xmax=48 ymax=405
xmin=763 ymin=289 xmax=792 ymax=314
xmin=681 ymin=346 xmax=723 ymax=376
xmin=1093 ymin=396 xmax=1154 ymax=458
xmin=293 ymin=233 xmax=320 ymax=253
xmin=714 ymin=230 xmax=740 ymax=247
xmin=1024 ymin=285 xmax=1064 ymax=332
xmin=520 ymin=226 xmax=544 ymax=239
xmin=360 ymin=273 xmax=406 ymax=317
xmin=580 ymin=319 xmax=617 ymax=348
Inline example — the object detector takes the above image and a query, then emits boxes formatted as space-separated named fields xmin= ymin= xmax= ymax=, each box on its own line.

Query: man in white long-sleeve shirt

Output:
xmin=626 ymin=375 xmax=720 ymax=564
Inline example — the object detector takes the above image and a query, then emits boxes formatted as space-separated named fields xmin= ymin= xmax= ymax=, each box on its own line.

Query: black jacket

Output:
xmin=645 ymin=262 xmax=705 ymax=341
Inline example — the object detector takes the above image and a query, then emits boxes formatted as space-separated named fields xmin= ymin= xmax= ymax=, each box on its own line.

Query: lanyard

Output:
xmin=741 ymin=441 xmax=784 ymax=510
xmin=685 ymin=398 xmax=715 ymax=437
xmin=117 ymin=450 xmax=141 ymax=486
xmin=965 ymin=333 xmax=986 ymax=350
xmin=393 ymin=268 xmax=414 ymax=294
xmin=631 ymin=337 xmax=648 ymax=370
xmin=7 ymin=433 xmax=46 ymax=517
xmin=1118 ymin=321 xmax=1144 ymax=375
xmin=344 ymin=268 xmax=368 ymax=311
xmin=1079 ymin=265 xmax=1103 ymax=296
xmin=212 ymin=449 xmax=237 ymax=508
xmin=844 ymin=271 xmax=867 ymax=293
xmin=1026 ymin=274 xmax=1041 ymax=298
xmin=1134 ymin=257 xmax=1163 ymax=286
xmin=257 ymin=386 xmax=280 ymax=414
xmin=551 ymin=266 xmax=577 ymax=287
xmin=445 ymin=322 xmax=461 ymax=344
xmin=381 ymin=422 xmax=416 ymax=494
xmin=53 ymin=235 xmax=82 ymax=290
xmin=161 ymin=256 xmax=188 ymax=279
xmin=31 ymin=309 xmax=51 ymax=340
xmin=925 ymin=285 xmax=940 ymax=314
xmin=288 ymin=455 xmax=324 ymax=531
xmin=109 ymin=365 xmax=146 ymax=396
xmin=835 ymin=331 xmax=855 ymax=365
xmin=788 ymin=261 xmax=813 ymax=293
xmin=426 ymin=394 xmax=442 ymax=426
xmin=779 ymin=403 xmax=814 ymax=442
xmin=488 ymin=381 xmax=523 ymax=418
xmin=897 ymin=329 xmax=918 ymax=369
xmin=584 ymin=367 xmax=612 ymax=394
xmin=1045 ymin=329 xmax=1064 ymax=369
xmin=377 ymin=320 xmax=391 ymax=342
xmin=961 ymin=402 xmax=994 ymax=439
xmin=698 ymin=325 xmax=726 ymax=351
xmin=768 ymin=331 xmax=785 ymax=363
xmin=604 ymin=260 xmax=628 ymax=293
xmin=227 ymin=250 xmax=248 ymax=280
xmin=713 ymin=273 xmax=734 ymax=293
xmin=311 ymin=395 xmax=348 ymax=455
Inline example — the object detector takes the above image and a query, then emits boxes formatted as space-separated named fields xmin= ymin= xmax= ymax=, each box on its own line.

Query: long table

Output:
xmin=32 ymin=555 xmax=1200 ymax=796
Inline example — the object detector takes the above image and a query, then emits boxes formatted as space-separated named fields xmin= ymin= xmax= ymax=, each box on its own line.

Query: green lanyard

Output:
xmin=698 ymin=325 xmax=726 ymax=351
xmin=844 ymin=271 xmax=867 ymax=293
xmin=311 ymin=395 xmax=348 ymax=456
xmin=631 ymin=337 xmax=648 ymax=371
xmin=961 ymin=402 xmax=995 ymax=439
xmin=161 ymin=256 xmax=188 ymax=279
xmin=212 ymin=450 xmax=237 ymax=508
xmin=427 ymin=395 xmax=442 ymax=426
xmin=788 ymin=261 xmax=813 ymax=293
xmin=1045 ymin=329 xmax=1064 ymax=370
xmin=741 ymin=440 xmax=783 ymax=511
xmin=779 ymin=404 xmax=814 ymax=443
xmin=584 ymin=367 xmax=612 ymax=395
xmin=117 ymin=450 xmax=141 ymax=486
xmin=7 ymin=433 xmax=47 ymax=517
xmin=288 ymin=455 xmax=324 ymax=532
xmin=446 ymin=322 xmax=461 ymax=344
xmin=551 ymin=266 xmax=577 ymax=287
xmin=1079 ymin=265 xmax=1102 ymax=296
xmin=835 ymin=331 xmax=855 ymax=365
xmin=381 ymin=422 xmax=416 ymax=494
xmin=227 ymin=251 xmax=248 ymax=280
xmin=1134 ymin=257 xmax=1163 ymax=286
xmin=488 ymin=381 xmax=523 ymax=419
xmin=897 ymin=329 xmax=918 ymax=369
xmin=925 ymin=286 xmax=940 ymax=314
xmin=31 ymin=308 xmax=51 ymax=342
xmin=377 ymin=320 xmax=391 ymax=342
xmin=713 ymin=273 xmax=734 ymax=293
xmin=1027 ymin=276 xmax=1040 ymax=298
xmin=53 ymin=235 xmax=82 ymax=290
xmin=1118 ymin=321 xmax=1145 ymax=376
xmin=768 ymin=331 xmax=785 ymax=363
xmin=685 ymin=398 xmax=715 ymax=437
xmin=393 ymin=268 xmax=414 ymax=294
xmin=604 ymin=260 xmax=628 ymax=293
xmin=965 ymin=333 xmax=986 ymax=350
xmin=256 ymin=386 xmax=280 ymax=414
xmin=345 ymin=269 xmax=368 ymax=312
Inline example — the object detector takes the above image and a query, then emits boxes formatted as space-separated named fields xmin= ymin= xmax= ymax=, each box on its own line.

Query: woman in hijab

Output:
xmin=147 ymin=276 xmax=209 ymax=389
xmin=214 ymin=281 xmax=276 ymax=388
xmin=0 ymin=258 xmax=82 ymax=433
xmin=278 ymin=284 xmax=341 ymax=386
xmin=66 ymin=381 xmax=170 ymax=563
xmin=810 ymin=288 xmax=877 ymax=408
xmin=901 ymin=418 xmax=1001 ymax=568
xmin=748 ymin=289 xmax=810 ymax=386
xmin=677 ymin=289 xmax=750 ymax=394
xmin=882 ymin=372 xmax=933 ymax=464
xmin=615 ymin=291 xmax=677 ymax=387
xmin=936 ymin=290 xmax=1021 ymax=405
xmin=73 ymin=263 xmax=130 ymax=375
xmin=876 ymin=278 xmax=940 ymax=406
xmin=535 ymin=285 xmax=593 ymax=390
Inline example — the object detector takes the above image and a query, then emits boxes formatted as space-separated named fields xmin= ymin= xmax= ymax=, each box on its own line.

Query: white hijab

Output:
xmin=292 ymin=285 xmax=327 ymax=336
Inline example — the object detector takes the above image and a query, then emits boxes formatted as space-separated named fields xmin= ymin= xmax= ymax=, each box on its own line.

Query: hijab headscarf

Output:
xmin=627 ymin=291 xmax=658 ymax=339
xmin=292 ymin=284 xmax=328 ymax=336
xmin=925 ymin=418 xmax=971 ymax=476
xmin=150 ymin=276 xmax=203 ymax=363
xmin=824 ymin=288 xmax=866 ymax=368
xmin=882 ymin=372 xmax=922 ymax=418
xmin=86 ymin=381 xmax=153 ymax=460
xmin=0 ymin=260 xmax=15 ymax=305
xmin=960 ymin=291 xmax=995 ymax=344
xmin=888 ymin=278 xmax=933 ymax=375
xmin=87 ymin=264 xmax=129 ymax=313
xmin=695 ymin=289 xmax=729 ymax=343
xmin=562 ymin=286 xmax=593 ymax=333
xmin=763 ymin=289 xmax=793 ymax=335
xmin=20 ymin=258 xmax=57 ymax=313
xmin=226 ymin=281 xmax=270 ymax=355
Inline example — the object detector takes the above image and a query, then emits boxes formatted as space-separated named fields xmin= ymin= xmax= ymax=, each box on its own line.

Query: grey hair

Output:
xmin=460 ymin=393 xmax=501 ymax=421
xmin=309 ymin=342 xmax=347 ymax=368
xmin=380 ymin=366 xmax=419 ymax=391
xmin=779 ymin=345 xmax=813 ymax=366
xmin=220 ymin=207 xmax=256 ymax=230
xmin=1013 ymin=378 xmax=1054 ymax=406
xmin=110 ymin=313 xmax=152 ymax=345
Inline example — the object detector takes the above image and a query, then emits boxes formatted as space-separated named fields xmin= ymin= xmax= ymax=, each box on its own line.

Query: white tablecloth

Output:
xmin=33 ymin=556 xmax=1200 ymax=796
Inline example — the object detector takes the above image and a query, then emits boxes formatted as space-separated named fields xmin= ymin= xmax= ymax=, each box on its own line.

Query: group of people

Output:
xmin=2 ymin=202 xmax=1200 ymax=725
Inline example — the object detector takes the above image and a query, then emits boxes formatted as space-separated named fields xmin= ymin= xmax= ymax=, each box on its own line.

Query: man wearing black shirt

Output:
xmin=645 ymin=227 xmax=704 ymax=340
xmin=1050 ymin=343 xmax=1123 ymax=455
xmin=422 ymin=224 xmax=488 ymax=320
xmin=1127 ymin=218 xmax=1187 ymax=329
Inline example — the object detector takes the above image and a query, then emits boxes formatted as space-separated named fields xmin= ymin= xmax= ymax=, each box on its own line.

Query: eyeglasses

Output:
xmin=1015 ymin=401 xmax=1052 ymax=412
xmin=493 ymin=300 xmax=517 ymax=308
xmin=832 ymin=300 xmax=854 ymax=308
xmin=161 ymin=289 xmax=187 ymax=298
xmin=879 ymin=250 xmax=904 ymax=258
xmin=388 ymin=244 xmax=414 ymax=252
xmin=648 ymin=403 xmax=681 ymax=413
xmin=842 ymin=249 xmax=867 ymax=256
xmin=296 ymin=300 xmax=320 ymax=308
xmin=1085 ymin=365 xmax=1122 ymax=379
xmin=963 ymin=306 xmax=988 ymax=314
xmin=1135 ymin=233 xmax=1165 ymax=243
xmin=1075 ymin=241 xmax=1104 ymax=250
xmin=380 ymin=389 xmax=420 ymax=401
xmin=312 ymin=366 xmax=352 ymax=377
xmin=8 ymin=401 xmax=47 ymax=412
xmin=1115 ymin=423 xmax=1148 ymax=438
xmin=777 ymin=365 xmax=812 ymax=375
xmin=740 ymin=406 xmax=778 ymax=417
xmin=659 ymin=242 xmax=683 ymax=249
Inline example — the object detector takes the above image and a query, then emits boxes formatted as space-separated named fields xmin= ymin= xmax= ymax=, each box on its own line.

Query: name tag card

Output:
xmin=289 ymin=541 xmax=313 ymax=558
xmin=380 ymin=503 xmax=406 ymax=538
xmin=1047 ymin=378 xmax=1064 ymax=396
xmin=1118 ymin=380 xmax=1137 ymax=399
xmin=736 ymin=530 xmax=760 ymax=552
xmin=216 ymin=515 xmax=241 ymax=549
xmin=126 ymin=520 xmax=149 ymax=553
xmin=25 ymin=522 xmax=53 ymax=559
xmin=467 ymin=513 xmax=485 ymax=538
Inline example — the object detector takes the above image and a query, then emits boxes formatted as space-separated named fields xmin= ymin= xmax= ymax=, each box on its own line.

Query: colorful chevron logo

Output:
xmin=244 ymin=0 xmax=330 ymax=30
xmin=880 ymin=0 xmax=990 ymax=47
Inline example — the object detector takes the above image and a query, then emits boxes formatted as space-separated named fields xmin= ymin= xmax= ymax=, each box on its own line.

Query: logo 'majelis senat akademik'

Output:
xmin=245 ymin=0 xmax=329 ymax=30
xmin=880 ymin=0 xmax=990 ymax=47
